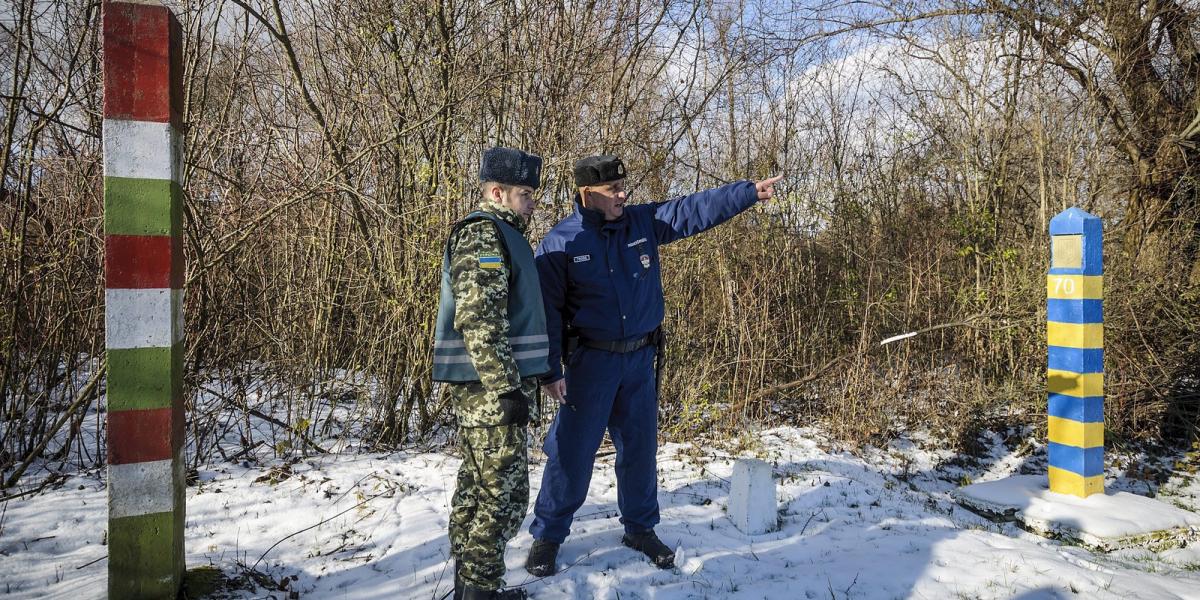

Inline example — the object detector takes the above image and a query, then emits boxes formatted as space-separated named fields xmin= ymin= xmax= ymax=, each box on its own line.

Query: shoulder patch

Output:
xmin=479 ymin=254 xmax=503 ymax=269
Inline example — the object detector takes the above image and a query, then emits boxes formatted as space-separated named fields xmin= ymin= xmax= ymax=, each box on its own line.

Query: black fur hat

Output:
xmin=479 ymin=147 xmax=542 ymax=189
xmin=573 ymin=155 xmax=626 ymax=186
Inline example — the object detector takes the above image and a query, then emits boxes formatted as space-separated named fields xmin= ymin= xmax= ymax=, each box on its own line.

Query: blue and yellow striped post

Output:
xmin=1046 ymin=207 xmax=1104 ymax=498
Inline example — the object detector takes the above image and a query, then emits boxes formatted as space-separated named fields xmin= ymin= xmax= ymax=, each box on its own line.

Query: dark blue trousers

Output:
xmin=529 ymin=345 xmax=660 ymax=544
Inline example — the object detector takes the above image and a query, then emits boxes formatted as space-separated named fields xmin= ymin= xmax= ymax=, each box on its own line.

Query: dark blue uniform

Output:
xmin=529 ymin=180 xmax=759 ymax=544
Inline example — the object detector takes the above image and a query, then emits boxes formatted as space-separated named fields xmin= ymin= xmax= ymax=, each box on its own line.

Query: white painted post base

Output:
xmin=728 ymin=458 xmax=777 ymax=535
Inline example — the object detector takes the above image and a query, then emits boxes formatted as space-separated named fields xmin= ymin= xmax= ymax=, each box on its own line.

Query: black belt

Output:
xmin=578 ymin=328 xmax=661 ymax=354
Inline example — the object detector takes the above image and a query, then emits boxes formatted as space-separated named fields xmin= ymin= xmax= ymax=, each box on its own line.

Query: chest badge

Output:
xmin=573 ymin=254 xmax=591 ymax=263
xmin=640 ymin=254 xmax=650 ymax=269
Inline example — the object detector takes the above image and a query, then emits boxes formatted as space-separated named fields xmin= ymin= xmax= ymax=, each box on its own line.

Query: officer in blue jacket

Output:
xmin=524 ymin=155 xmax=782 ymax=575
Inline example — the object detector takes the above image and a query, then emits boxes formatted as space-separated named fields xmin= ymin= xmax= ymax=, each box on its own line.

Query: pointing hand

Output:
xmin=754 ymin=175 xmax=783 ymax=201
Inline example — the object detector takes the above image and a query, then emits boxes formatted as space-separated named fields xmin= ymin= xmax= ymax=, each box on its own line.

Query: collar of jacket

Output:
xmin=478 ymin=200 xmax=527 ymax=233
xmin=574 ymin=193 xmax=627 ymax=232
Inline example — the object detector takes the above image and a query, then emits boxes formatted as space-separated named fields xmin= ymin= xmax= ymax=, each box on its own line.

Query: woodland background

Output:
xmin=2 ymin=0 xmax=1198 ymax=486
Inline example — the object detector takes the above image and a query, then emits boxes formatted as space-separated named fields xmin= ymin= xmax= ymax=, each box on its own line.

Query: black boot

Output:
xmin=461 ymin=585 xmax=527 ymax=600
xmin=492 ymin=588 xmax=528 ymax=599
xmin=524 ymin=539 xmax=560 ymax=577
xmin=621 ymin=530 xmax=675 ymax=569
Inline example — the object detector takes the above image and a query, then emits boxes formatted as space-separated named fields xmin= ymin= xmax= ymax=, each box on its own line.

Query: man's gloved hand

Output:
xmin=497 ymin=388 xmax=530 ymax=426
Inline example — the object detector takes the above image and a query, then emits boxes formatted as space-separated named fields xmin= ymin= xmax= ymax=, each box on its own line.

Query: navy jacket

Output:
xmin=534 ymin=180 xmax=760 ymax=383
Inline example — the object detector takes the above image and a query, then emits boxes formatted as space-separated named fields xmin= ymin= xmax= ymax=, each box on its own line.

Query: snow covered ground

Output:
xmin=2 ymin=424 xmax=1199 ymax=599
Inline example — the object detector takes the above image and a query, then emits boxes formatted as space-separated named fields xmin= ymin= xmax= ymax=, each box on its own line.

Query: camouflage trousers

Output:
xmin=448 ymin=378 xmax=537 ymax=590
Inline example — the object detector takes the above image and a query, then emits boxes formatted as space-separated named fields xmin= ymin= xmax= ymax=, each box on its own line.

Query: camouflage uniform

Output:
xmin=445 ymin=201 xmax=538 ymax=591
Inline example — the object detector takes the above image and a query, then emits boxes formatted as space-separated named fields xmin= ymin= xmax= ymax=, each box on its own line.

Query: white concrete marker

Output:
xmin=728 ymin=458 xmax=777 ymax=535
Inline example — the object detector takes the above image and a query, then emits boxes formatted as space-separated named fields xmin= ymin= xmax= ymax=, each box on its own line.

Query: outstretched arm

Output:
xmin=651 ymin=175 xmax=783 ymax=244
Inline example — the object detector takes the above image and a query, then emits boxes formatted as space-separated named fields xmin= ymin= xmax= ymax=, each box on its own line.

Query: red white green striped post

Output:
xmin=103 ymin=1 xmax=186 ymax=596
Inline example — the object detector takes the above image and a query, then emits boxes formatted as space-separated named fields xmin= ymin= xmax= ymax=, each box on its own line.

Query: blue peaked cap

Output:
xmin=479 ymin=146 xmax=542 ymax=189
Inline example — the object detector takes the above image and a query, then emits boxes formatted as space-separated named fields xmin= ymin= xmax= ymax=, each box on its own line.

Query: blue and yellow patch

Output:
xmin=478 ymin=254 xmax=503 ymax=269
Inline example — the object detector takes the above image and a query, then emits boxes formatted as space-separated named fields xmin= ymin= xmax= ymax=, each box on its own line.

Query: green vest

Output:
xmin=432 ymin=211 xmax=550 ymax=382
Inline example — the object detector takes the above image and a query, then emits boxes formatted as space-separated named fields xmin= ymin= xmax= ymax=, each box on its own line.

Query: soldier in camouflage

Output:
xmin=433 ymin=147 xmax=550 ymax=600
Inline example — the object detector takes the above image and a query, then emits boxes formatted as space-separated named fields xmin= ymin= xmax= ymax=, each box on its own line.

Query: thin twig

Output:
xmin=251 ymin=489 xmax=390 ymax=571
xmin=3 ymin=365 xmax=104 ymax=489
xmin=75 ymin=555 xmax=106 ymax=570
xmin=199 ymin=384 xmax=329 ymax=455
